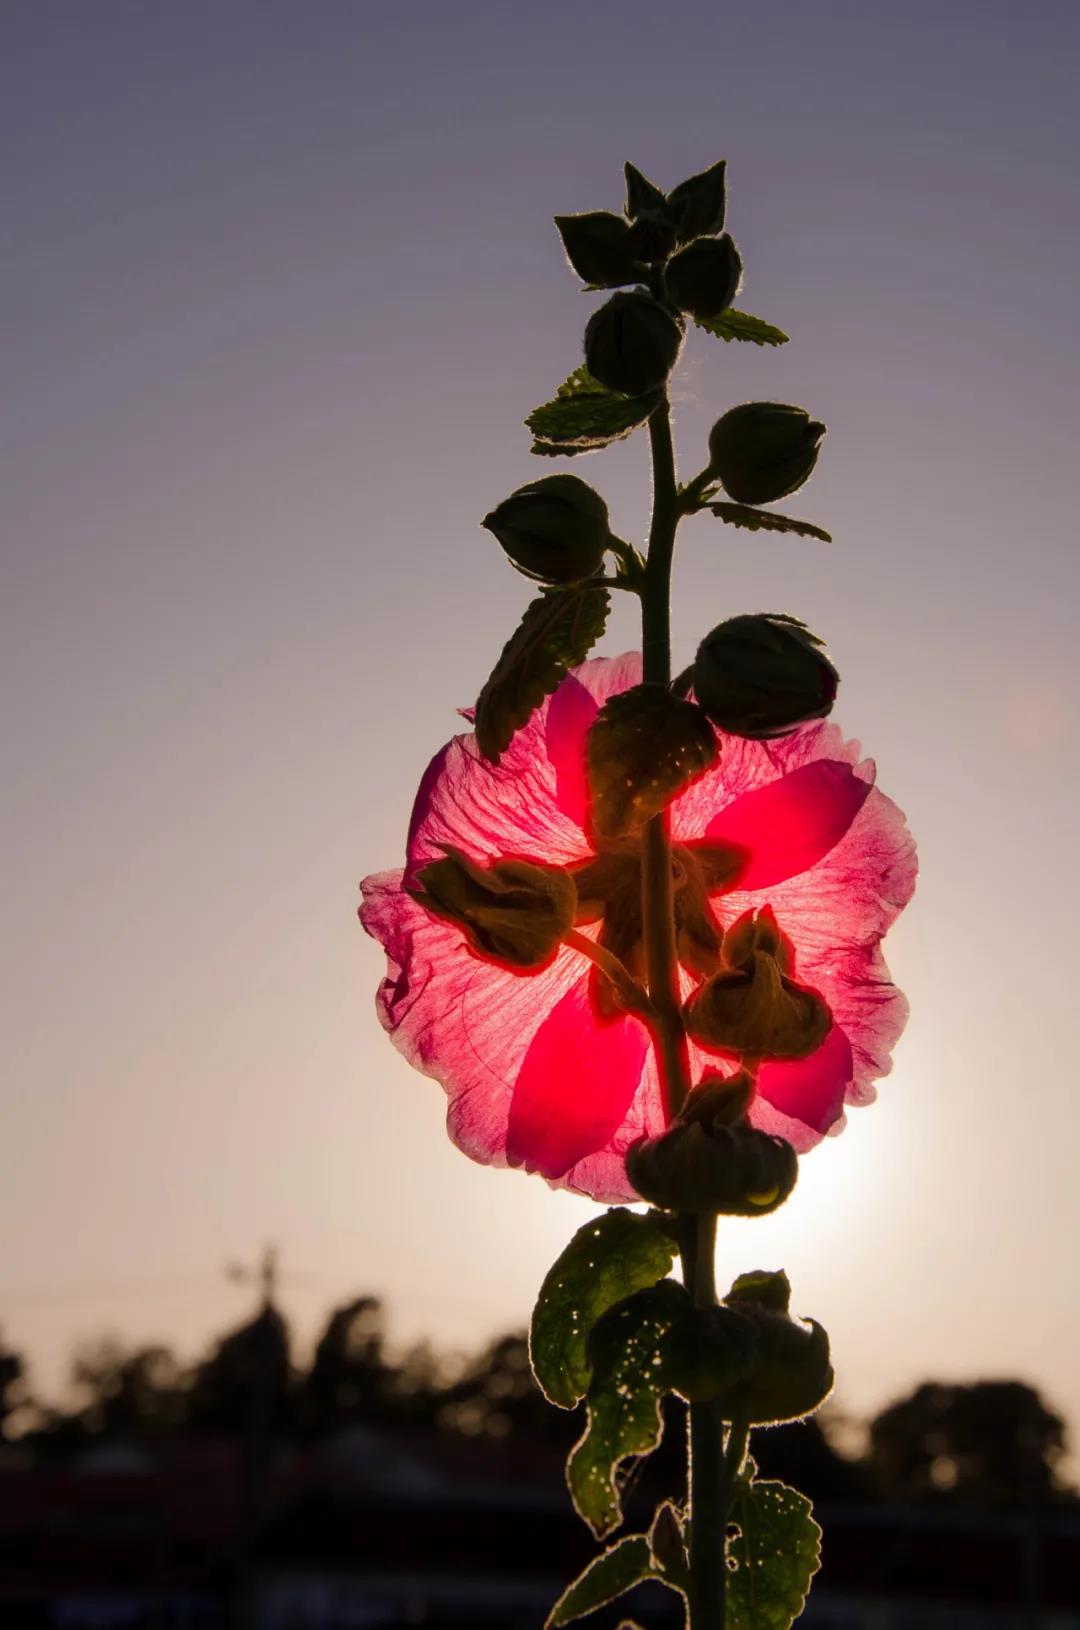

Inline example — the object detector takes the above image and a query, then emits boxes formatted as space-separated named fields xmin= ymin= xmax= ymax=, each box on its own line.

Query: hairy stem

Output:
xmin=640 ymin=398 xmax=726 ymax=1629
xmin=640 ymin=399 xmax=691 ymax=1120
xmin=682 ymin=1214 xmax=727 ymax=1630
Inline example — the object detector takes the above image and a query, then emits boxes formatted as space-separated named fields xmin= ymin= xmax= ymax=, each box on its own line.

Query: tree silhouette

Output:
xmin=867 ymin=1380 xmax=1070 ymax=1510
xmin=0 ymin=1331 xmax=27 ymax=1441
xmin=187 ymin=1306 xmax=292 ymax=1436
xmin=70 ymin=1337 xmax=186 ymax=1437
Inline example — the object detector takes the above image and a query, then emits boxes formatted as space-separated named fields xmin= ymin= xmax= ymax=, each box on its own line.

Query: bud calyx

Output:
xmin=409 ymin=849 xmax=575 ymax=970
xmin=626 ymin=1071 xmax=798 ymax=1216
xmin=693 ymin=613 xmax=839 ymax=740
xmin=664 ymin=235 xmax=743 ymax=319
xmin=483 ymin=474 xmax=611 ymax=584
xmin=707 ymin=401 xmax=825 ymax=506
xmin=684 ymin=907 xmax=832 ymax=1060
xmin=584 ymin=291 xmax=685 ymax=398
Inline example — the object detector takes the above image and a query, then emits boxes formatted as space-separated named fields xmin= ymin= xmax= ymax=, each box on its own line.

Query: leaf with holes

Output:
xmin=530 ymin=1208 xmax=678 ymax=1409
xmin=693 ymin=310 xmax=789 ymax=347
xmin=726 ymin=1478 xmax=822 ymax=1630
xmin=587 ymin=685 xmax=719 ymax=840
xmin=527 ymin=366 xmax=661 ymax=455
xmin=568 ymin=1280 xmax=694 ymax=1538
xmin=546 ymin=1535 xmax=656 ymax=1627
xmin=709 ymin=503 xmax=832 ymax=543
xmin=475 ymin=584 xmax=610 ymax=764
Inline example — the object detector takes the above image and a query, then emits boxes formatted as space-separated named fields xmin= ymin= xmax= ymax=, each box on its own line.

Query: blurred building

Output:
xmin=1 ymin=1427 xmax=1077 ymax=1630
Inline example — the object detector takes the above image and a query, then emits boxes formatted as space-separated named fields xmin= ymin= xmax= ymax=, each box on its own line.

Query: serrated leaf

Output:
xmin=547 ymin=1535 xmax=655 ymax=1627
xmin=527 ymin=366 xmax=661 ymax=454
xmin=587 ymin=685 xmax=719 ymax=840
xmin=709 ymin=503 xmax=831 ymax=543
xmin=727 ymin=1479 xmax=822 ymax=1630
xmin=530 ymin=1208 xmax=678 ymax=1409
xmin=474 ymin=585 xmax=610 ymax=764
xmin=693 ymin=310 xmax=790 ymax=347
xmin=568 ymin=1280 xmax=693 ymax=1538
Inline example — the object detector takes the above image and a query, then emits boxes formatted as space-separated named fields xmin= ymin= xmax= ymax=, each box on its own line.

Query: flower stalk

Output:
xmin=640 ymin=398 xmax=726 ymax=1627
xmin=641 ymin=399 xmax=692 ymax=1122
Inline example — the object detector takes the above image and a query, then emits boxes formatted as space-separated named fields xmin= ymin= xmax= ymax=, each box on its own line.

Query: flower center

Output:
xmin=570 ymin=838 xmax=744 ymax=1020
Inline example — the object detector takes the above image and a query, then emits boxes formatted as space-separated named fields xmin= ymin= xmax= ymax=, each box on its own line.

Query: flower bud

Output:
xmin=667 ymin=159 xmax=727 ymax=246
xmin=707 ymin=401 xmax=825 ymax=506
xmin=721 ymin=1273 xmax=834 ymax=1426
xmin=693 ymin=613 xmax=838 ymax=739
xmin=554 ymin=211 xmax=640 ymax=288
xmin=626 ymin=209 xmax=678 ymax=264
xmin=408 ymin=848 xmax=575 ymax=971
xmin=482 ymin=475 xmax=611 ymax=584
xmin=684 ymin=910 xmax=832 ymax=1060
xmin=584 ymin=291 xmax=684 ymax=398
xmin=626 ymin=1073 xmax=798 ymax=1216
xmin=663 ymin=235 xmax=743 ymax=319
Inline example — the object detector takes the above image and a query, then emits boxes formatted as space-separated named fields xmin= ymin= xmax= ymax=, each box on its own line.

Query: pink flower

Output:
xmin=361 ymin=654 xmax=916 ymax=1203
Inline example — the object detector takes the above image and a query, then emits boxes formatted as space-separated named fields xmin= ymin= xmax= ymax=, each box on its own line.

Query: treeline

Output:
xmin=0 ymin=1294 xmax=1074 ymax=1513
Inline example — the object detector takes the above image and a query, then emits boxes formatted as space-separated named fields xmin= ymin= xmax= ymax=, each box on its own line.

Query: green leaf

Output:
xmin=474 ymin=584 xmax=610 ymax=764
xmin=527 ymin=366 xmax=661 ymax=455
xmin=709 ymin=503 xmax=831 ymax=543
xmin=568 ymin=1280 xmax=693 ymax=1537
xmin=649 ymin=1501 xmax=690 ymax=1593
xmin=547 ymin=1535 xmax=654 ymax=1627
xmin=587 ymin=685 xmax=719 ymax=840
xmin=530 ymin=1208 xmax=678 ymax=1409
xmin=726 ymin=1478 xmax=822 ymax=1630
xmin=693 ymin=310 xmax=789 ymax=347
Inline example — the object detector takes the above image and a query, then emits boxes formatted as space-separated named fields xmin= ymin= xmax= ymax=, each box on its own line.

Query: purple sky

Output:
xmin=4 ymin=0 xmax=1080 ymax=1445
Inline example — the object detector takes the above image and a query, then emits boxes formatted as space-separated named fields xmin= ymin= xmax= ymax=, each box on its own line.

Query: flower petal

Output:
xmin=506 ymin=978 xmax=649 ymax=1179
xmin=754 ymin=1025 xmax=854 ymax=1142
xmin=360 ymin=869 xmax=656 ymax=1200
xmin=702 ymin=759 xmax=872 ymax=889
xmin=405 ymin=653 xmax=644 ymax=874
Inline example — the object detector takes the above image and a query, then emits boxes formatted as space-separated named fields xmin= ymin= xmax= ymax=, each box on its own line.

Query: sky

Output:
xmin=3 ymin=0 xmax=1080 ymax=1447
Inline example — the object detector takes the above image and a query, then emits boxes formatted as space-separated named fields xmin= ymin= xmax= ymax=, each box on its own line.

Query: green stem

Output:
xmin=639 ymin=399 xmax=727 ymax=1629
xmin=682 ymin=1214 xmax=727 ymax=1630
xmin=640 ymin=399 xmax=691 ymax=1120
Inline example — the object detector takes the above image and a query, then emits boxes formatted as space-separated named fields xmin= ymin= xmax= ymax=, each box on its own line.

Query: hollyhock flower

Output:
xmin=360 ymin=654 xmax=916 ymax=1204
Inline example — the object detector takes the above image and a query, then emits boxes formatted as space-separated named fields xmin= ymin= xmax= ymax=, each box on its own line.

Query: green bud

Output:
xmin=684 ymin=909 xmax=832 ymax=1061
xmin=584 ymin=291 xmax=685 ymax=398
xmin=663 ymin=235 xmax=743 ymax=318
xmin=667 ymin=159 xmax=727 ymax=245
xmin=626 ymin=209 xmax=678 ymax=264
xmin=554 ymin=211 xmax=640 ymax=288
xmin=626 ymin=1073 xmax=798 ymax=1216
xmin=707 ymin=401 xmax=826 ymax=506
xmin=693 ymin=614 xmax=839 ymax=739
xmin=720 ymin=1285 xmax=834 ymax=1426
xmin=482 ymin=475 xmax=611 ymax=584
xmin=408 ymin=848 xmax=575 ymax=970
xmin=623 ymin=162 xmax=668 ymax=220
